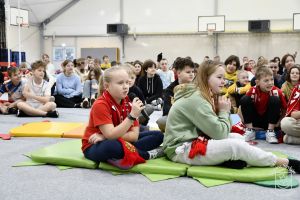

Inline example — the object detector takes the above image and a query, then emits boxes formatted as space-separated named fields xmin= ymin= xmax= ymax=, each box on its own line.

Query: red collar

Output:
xmin=102 ymin=90 xmax=131 ymax=125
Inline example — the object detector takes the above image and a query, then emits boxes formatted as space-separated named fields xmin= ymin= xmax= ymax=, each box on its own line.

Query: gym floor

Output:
xmin=0 ymin=105 xmax=299 ymax=200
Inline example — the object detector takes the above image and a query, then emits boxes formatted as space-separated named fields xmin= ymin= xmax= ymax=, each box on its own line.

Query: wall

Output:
xmin=123 ymin=33 xmax=300 ymax=64
xmin=7 ymin=25 xmax=41 ymax=63
xmin=43 ymin=36 xmax=121 ymax=67
xmin=7 ymin=0 xmax=300 ymax=64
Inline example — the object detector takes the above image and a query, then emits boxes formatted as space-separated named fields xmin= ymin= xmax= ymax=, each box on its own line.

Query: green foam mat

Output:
xmin=17 ymin=140 xmax=298 ymax=188
xmin=30 ymin=139 xmax=97 ymax=169
xmin=188 ymin=165 xmax=288 ymax=182
xmin=255 ymin=176 xmax=299 ymax=188
xmin=99 ymin=157 xmax=189 ymax=177
xmin=13 ymin=160 xmax=46 ymax=167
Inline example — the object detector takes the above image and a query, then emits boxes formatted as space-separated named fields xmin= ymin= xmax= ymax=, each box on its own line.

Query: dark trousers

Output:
xmin=83 ymin=131 xmax=163 ymax=162
xmin=54 ymin=94 xmax=82 ymax=108
xmin=240 ymin=95 xmax=281 ymax=130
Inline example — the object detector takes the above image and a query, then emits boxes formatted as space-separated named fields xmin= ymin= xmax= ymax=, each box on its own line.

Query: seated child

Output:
xmin=19 ymin=62 xmax=31 ymax=81
xmin=157 ymin=57 xmax=195 ymax=132
xmin=163 ymin=61 xmax=300 ymax=173
xmin=281 ymin=65 xmax=300 ymax=102
xmin=222 ymin=55 xmax=240 ymax=94
xmin=0 ymin=67 xmax=25 ymax=114
xmin=156 ymin=58 xmax=175 ymax=89
xmin=133 ymin=60 xmax=143 ymax=86
xmin=281 ymin=83 xmax=300 ymax=144
xmin=100 ymin=55 xmax=111 ymax=70
xmin=54 ymin=60 xmax=83 ymax=108
xmin=240 ymin=66 xmax=287 ymax=144
xmin=81 ymin=68 xmax=102 ymax=108
xmin=138 ymin=59 xmax=163 ymax=109
xmin=279 ymin=54 xmax=295 ymax=87
xmin=226 ymin=70 xmax=251 ymax=113
xmin=82 ymin=66 xmax=164 ymax=169
xmin=269 ymin=59 xmax=282 ymax=88
xmin=17 ymin=60 xmax=58 ymax=118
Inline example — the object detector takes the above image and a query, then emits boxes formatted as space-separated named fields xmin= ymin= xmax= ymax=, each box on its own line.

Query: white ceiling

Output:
xmin=8 ymin=0 xmax=73 ymax=26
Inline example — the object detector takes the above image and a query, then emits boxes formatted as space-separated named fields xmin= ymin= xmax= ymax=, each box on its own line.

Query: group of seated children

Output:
xmin=0 ymin=61 xmax=58 ymax=117
xmin=1 ymin=52 xmax=300 ymax=173
xmin=81 ymin=63 xmax=300 ymax=174
xmin=1 ymin=53 xmax=300 ymax=147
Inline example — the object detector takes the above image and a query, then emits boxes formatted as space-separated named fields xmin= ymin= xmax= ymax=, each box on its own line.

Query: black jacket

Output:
xmin=128 ymin=85 xmax=145 ymax=103
xmin=162 ymin=79 xmax=179 ymax=116
xmin=138 ymin=74 xmax=163 ymax=104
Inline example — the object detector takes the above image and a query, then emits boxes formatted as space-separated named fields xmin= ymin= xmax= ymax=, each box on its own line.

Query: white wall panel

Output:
xmin=124 ymin=0 xmax=214 ymax=33
xmin=124 ymin=34 xmax=215 ymax=63
xmin=217 ymin=33 xmax=300 ymax=63
xmin=218 ymin=0 xmax=300 ymax=21
xmin=43 ymin=0 xmax=120 ymax=36
xmin=7 ymin=26 xmax=41 ymax=63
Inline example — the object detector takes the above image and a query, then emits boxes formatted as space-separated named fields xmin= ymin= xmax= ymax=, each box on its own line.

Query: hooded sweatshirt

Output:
xmin=163 ymin=84 xmax=231 ymax=160
xmin=138 ymin=74 xmax=163 ymax=104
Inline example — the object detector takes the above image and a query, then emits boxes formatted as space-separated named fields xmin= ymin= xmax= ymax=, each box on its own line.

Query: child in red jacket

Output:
xmin=240 ymin=66 xmax=286 ymax=144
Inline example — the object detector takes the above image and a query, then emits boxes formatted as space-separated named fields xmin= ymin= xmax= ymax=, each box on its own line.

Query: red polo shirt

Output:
xmin=82 ymin=91 xmax=139 ymax=152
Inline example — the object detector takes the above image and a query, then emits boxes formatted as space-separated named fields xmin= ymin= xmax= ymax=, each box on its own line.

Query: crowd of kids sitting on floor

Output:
xmin=1 ymin=52 xmax=300 ymax=171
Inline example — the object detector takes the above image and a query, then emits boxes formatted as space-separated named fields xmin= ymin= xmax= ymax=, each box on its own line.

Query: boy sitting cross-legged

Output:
xmin=17 ymin=60 xmax=58 ymax=118
xmin=240 ymin=66 xmax=287 ymax=144
xmin=0 ymin=67 xmax=26 ymax=114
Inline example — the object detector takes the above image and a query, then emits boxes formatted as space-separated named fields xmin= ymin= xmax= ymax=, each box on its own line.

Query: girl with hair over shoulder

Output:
xmin=81 ymin=67 xmax=102 ymax=108
xmin=163 ymin=60 xmax=300 ymax=173
xmin=82 ymin=66 xmax=163 ymax=169
xmin=281 ymin=65 xmax=300 ymax=102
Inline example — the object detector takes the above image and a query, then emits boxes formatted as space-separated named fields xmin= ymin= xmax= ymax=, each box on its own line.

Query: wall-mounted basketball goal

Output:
xmin=198 ymin=15 xmax=225 ymax=35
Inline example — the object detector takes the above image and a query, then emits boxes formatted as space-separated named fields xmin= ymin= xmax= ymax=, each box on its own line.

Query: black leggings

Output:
xmin=54 ymin=94 xmax=82 ymax=108
xmin=83 ymin=131 xmax=163 ymax=162
xmin=240 ymin=95 xmax=281 ymax=130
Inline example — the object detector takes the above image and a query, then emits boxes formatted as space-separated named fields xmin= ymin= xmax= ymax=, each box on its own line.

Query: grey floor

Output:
xmin=0 ymin=106 xmax=300 ymax=200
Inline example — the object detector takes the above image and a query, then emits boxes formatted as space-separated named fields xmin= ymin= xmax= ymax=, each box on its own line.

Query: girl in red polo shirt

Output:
xmin=82 ymin=66 xmax=163 ymax=169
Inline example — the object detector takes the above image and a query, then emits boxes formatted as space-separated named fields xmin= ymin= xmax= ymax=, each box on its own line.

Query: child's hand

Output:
xmin=88 ymin=133 xmax=105 ymax=144
xmin=218 ymin=95 xmax=231 ymax=113
xmin=130 ymin=97 xmax=144 ymax=118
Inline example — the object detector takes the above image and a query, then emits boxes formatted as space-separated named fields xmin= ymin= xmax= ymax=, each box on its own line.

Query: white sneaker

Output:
xmin=148 ymin=147 xmax=164 ymax=159
xmin=153 ymin=104 xmax=162 ymax=111
xmin=266 ymin=130 xmax=278 ymax=144
xmin=151 ymin=98 xmax=163 ymax=106
xmin=244 ymin=128 xmax=256 ymax=142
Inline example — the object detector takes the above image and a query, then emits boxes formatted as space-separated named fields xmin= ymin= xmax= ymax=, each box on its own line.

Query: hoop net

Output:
xmin=20 ymin=23 xmax=29 ymax=28
xmin=207 ymin=28 xmax=215 ymax=36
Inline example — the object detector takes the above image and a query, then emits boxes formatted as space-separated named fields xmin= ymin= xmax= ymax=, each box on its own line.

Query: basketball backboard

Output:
xmin=10 ymin=7 xmax=29 ymax=26
xmin=198 ymin=15 xmax=225 ymax=32
xmin=293 ymin=13 xmax=300 ymax=31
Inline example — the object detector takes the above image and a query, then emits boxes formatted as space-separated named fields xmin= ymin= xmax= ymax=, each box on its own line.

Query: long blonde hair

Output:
xmin=194 ymin=60 xmax=223 ymax=112
xmin=98 ymin=65 xmax=128 ymax=95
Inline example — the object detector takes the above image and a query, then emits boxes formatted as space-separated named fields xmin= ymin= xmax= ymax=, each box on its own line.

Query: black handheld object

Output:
xmin=128 ymin=93 xmax=150 ymax=121
xmin=157 ymin=53 xmax=163 ymax=62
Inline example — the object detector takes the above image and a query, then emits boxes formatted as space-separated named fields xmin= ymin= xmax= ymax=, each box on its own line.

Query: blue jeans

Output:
xmin=83 ymin=131 xmax=163 ymax=162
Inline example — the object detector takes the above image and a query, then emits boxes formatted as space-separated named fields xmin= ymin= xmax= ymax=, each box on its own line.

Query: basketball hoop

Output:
xmin=207 ymin=28 xmax=215 ymax=36
xmin=20 ymin=23 xmax=29 ymax=28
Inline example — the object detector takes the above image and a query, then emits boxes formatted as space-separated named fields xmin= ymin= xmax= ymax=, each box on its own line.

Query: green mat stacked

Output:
xmin=14 ymin=139 xmax=299 ymax=188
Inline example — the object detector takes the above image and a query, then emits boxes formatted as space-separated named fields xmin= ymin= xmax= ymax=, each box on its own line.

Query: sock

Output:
xmin=220 ymin=160 xmax=247 ymax=169
xmin=288 ymin=159 xmax=300 ymax=173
